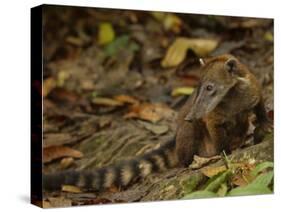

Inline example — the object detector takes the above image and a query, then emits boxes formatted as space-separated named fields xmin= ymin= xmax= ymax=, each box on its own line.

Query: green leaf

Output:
xmin=227 ymin=185 xmax=272 ymax=196
xmin=251 ymin=162 xmax=273 ymax=176
xmin=104 ymin=35 xmax=128 ymax=56
xmin=251 ymin=171 xmax=273 ymax=187
xmin=104 ymin=35 xmax=139 ymax=56
xmin=228 ymin=171 xmax=273 ymax=196
xmin=182 ymin=190 xmax=218 ymax=199
xmin=180 ymin=174 xmax=205 ymax=195
xmin=128 ymin=42 xmax=140 ymax=52
xmin=217 ymin=183 xmax=228 ymax=197
xmin=204 ymin=170 xmax=232 ymax=192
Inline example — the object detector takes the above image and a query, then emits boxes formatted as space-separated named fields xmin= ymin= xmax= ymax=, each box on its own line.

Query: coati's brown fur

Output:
xmin=43 ymin=54 xmax=271 ymax=192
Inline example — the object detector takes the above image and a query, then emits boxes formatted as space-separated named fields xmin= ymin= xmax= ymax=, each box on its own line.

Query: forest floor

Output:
xmin=42 ymin=5 xmax=274 ymax=207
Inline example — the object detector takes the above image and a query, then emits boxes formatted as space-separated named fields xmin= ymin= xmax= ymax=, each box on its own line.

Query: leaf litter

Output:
xmin=42 ymin=6 xmax=273 ymax=206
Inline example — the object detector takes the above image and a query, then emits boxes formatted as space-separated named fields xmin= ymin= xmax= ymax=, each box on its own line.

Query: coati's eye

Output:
xmin=206 ymin=84 xmax=213 ymax=91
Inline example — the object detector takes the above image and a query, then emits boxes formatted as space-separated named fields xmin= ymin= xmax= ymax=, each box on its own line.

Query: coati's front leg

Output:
xmin=199 ymin=116 xmax=230 ymax=157
xmin=175 ymin=121 xmax=198 ymax=167
xmin=253 ymin=100 xmax=273 ymax=144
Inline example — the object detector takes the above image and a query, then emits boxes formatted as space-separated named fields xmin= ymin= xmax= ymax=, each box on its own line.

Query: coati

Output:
xmin=43 ymin=54 xmax=272 ymax=192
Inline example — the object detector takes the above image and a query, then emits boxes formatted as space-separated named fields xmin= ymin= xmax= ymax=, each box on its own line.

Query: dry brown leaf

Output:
xmin=98 ymin=116 xmax=112 ymax=128
xmin=43 ymin=133 xmax=73 ymax=148
xmin=60 ymin=157 xmax=74 ymax=169
xmin=62 ymin=185 xmax=82 ymax=193
xmin=161 ymin=38 xmax=218 ymax=68
xmin=49 ymin=88 xmax=80 ymax=103
xmin=57 ymin=70 xmax=70 ymax=87
xmin=92 ymin=97 xmax=124 ymax=107
xmin=43 ymin=146 xmax=83 ymax=163
xmin=114 ymin=94 xmax=139 ymax=105
xmin=232 ymin=174 xmax=250 ymax=187
xmin=180 ymin=75 xmax=200 ymax=87
xmin=43 ymin=77 xmax=56 ymax=97
xmin=231 ymin=163 xmax=256 ymax=187
xmin=124 ymin=103 xmax=173 ymax=123
xmin=189 ymin=155 xmax=221 ymax=169
xmin=65 ymin=36 xmax=84 ymax=46
xmin=201 ymin=166 xmax=227 ymax=177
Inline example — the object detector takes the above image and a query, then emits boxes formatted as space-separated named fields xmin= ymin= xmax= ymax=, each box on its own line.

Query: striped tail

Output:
xmin=43 ymin=138 xmax=177 ymax=191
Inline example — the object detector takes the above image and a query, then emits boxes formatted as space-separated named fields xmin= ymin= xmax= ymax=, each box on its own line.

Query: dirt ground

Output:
xmin=41 ymin=5 xmax=273 ymax=207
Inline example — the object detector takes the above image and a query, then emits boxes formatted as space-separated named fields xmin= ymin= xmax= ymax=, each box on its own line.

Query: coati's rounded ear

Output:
xmin=224 ymin=58 xmax=238 ymax=74
xmin=199 ymin=58 xmax=205 ymax=67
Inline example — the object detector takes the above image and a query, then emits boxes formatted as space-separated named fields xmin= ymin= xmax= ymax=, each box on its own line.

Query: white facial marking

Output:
xmin=199 ymin=58 xmax=205 ymax=66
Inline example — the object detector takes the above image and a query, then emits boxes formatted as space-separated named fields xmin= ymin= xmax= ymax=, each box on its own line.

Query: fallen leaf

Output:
xmin=65 ymin=36 xmax=84 ymax=46
xmin=43 ymin=146 xmax=83 ymax=163
xmin=98 ymin=116 xmax=112 ymax=128
xmin=98 ymin=22 xmax=115 ymax=45
xmin=104 ymin=35 xmax=136 ymax=56
xmin=230 ymin=162 xmax=256 ymax=187
xmin=163 ymin=14 xmax=182 ymax=33
xmin=182 ymin=75 xmax=200 ymax=87
xmin=189 ymin=155 xmax=221 ymax=169
xmin=232 ymin=173 xmax=252 ymax=187
xmin=171 ymin=87 xmax=194 ymax=96
xmin=138 ymin=120 xmax=169 ymax=135
xmin=57 ymin=70 xmax=70 ymax=87
xmin=62 ymin=185 xmax=82 ymax=193
xmin=43 ymin=77 xmax=56 ymax=97
xmin=114 ymin=94 xmax=139 ymax=105
xmin=92 ymin=97 xmax=124 ymax=107
xmin=81 ymin=79 xmax=95 ymax=91
xmin=43 ymin=133 xmax=73 ymax=148
xmin=201 ymin=166 xmax=227 ymax=178
xmin=151 ymin=12 xmax=182 ymax=33
xmin=161 ymin=38 xmax=218 ymax=68
xmin=60 ymin=157 xmax=74 ymax=169
xmin=228 ymin=172 xmax=273 ymax=197
xmin=49 ymin=88 xmax=80 ymax=104
xmin=264 ymin=32 xmax=273 ymax=42
xmin=125 ymin=103 xmax=174 ymax=123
